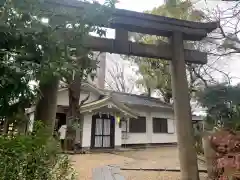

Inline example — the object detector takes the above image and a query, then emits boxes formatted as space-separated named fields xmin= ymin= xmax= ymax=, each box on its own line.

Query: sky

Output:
xmin=98 ymin=0 xmax=165 ymax=12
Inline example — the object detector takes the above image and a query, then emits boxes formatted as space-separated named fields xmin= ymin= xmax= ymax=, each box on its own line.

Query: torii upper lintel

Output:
xmin=44 ymin=0 xmax=219 ymax=40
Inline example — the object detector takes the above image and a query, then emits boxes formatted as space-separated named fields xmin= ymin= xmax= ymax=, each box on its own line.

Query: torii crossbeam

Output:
xmin=12 ymin=0 xmax=218 ymax=64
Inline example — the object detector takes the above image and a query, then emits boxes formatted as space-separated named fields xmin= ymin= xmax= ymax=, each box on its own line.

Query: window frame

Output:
xmin=152 ymin=117 xmax=168 ymax=134
xmin=129 ymin=116 xmax=146 ymax=133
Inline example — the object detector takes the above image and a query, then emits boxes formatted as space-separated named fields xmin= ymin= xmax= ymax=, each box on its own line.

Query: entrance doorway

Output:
xmin=91 ymin=114 xmax=115 ymax=148
xmin=55 ymin=113 xmax=66 ymax=132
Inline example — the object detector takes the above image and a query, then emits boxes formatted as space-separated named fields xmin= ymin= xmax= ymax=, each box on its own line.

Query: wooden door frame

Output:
xmin=90 ymin=114 xmax=115 ymax=149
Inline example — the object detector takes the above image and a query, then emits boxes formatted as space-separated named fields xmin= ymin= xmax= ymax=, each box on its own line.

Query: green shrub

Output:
xmin=0 ymin=121 xmax=76 ymax=180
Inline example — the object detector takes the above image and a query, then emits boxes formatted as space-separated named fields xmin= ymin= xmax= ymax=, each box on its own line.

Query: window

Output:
xmin=129 ymin=117 xmax=146 ymax=133
xmin=152 ymin=118 xmax=168 ymax=133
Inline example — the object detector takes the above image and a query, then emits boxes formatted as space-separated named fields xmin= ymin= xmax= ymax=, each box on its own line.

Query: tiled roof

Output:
xmin=110 ymin=92 xmax=172 ymax=109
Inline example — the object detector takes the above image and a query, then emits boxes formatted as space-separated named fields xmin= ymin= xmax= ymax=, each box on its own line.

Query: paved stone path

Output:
xmin=70 ymin=146 xmax=207 ymax=180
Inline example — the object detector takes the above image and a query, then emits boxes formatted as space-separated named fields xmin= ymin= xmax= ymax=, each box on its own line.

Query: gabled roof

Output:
xmin=80 ymin=96 xmax=139 ymax=118
xmin=110 ymin=91 xmax=173 ymax=109
xmin=97 ymin=88 xmax=173 ymax=110
xmin=58 ymin=82 xmax=173 ymax=109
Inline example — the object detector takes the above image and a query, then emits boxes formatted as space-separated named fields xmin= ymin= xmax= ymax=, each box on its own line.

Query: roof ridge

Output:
xmin=89 ymin=84 xmax=172 ymax=107
xmin=80 ymin=96 xmax=110 ymax=108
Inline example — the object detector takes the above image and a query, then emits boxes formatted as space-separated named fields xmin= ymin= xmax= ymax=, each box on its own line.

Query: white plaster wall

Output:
xmin=151 ymin=133 xmax=177 ymax=143
xmin=150 ymin=111 xmax=174 ymax=120
xmin=124 ymin=111 xmax=149 ymax=144
xmin=82 ymin=114 xmax=92 ymax=147
xmin=57 ymin=90 xmax=99 ymax=106
xmin=115 ymin=119 xmax=122 ymax=147
xmin=150 ymin=111 xmax=177 ymax=143
xmin=151 ymin=117 xmax=177 ymax=143
xmin=124 ymin=133 xmax=149 ymax=144
xmin=124 ymin=110 xmax=177 ymax=144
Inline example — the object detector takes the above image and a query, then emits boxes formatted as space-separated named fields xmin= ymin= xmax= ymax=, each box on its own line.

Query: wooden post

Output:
xmin=202 ymin=131 xmax=216 ymax=179
xmin=170 ymin=32 xmax=200 ymax=180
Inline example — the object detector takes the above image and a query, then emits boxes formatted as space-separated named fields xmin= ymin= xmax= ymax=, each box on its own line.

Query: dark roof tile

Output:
xmin=110 ymin=91 xmax=172 ymax=109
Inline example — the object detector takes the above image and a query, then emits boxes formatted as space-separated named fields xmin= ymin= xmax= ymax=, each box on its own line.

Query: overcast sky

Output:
xmin=98 ymin=0 xmax=165 ymax=11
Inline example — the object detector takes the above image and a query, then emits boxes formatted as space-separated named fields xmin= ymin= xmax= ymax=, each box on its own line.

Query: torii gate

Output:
xmin=33 ymin=0 xmax=219 ymax=179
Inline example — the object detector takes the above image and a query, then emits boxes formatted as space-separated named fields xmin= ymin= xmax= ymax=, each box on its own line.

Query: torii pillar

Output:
xmin=170 ymin=32 xmax=199 ymax=179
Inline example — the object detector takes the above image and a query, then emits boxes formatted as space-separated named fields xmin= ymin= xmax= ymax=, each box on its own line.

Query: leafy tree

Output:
xmin=0 ymin=0 xmax=44 ymax=132
xmin=0 ymin=0 xmax=69 ymax=130
xmin=0 ymin=0 xmax=116 ymax=133
xmin=197 ymin=83 xmax=240 ymax=129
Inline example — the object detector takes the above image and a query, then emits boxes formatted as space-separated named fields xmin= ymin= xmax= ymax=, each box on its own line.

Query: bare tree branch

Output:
xmin=105 ymin=56 xmax=135 ymax=93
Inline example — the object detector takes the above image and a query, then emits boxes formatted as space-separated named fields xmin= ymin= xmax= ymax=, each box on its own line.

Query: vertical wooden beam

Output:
xmin=202 ymin=131 xmax=216 ymax=179
xmin=170 ymin=32 xmax=199 ymax=180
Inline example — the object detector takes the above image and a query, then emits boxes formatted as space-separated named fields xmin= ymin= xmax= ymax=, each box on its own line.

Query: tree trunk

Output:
xmin=170 ymin=32 xmax=199 ymax=180
xmin=68 ymin=74 xmax=81 ymax=125
xmin=67 ymin=73 xmax=82 ymax=150
xmin=147 ymin=88 xmax=151 ymax=97
xmin=17 ymin=121 xmax=27 ymax=135
xmin=16 ymin=110 xmax=28 ymax=135
xmin=35 ymin=77 xmax=59 ymax=132
xmin=3 ymin=118 xmax=9 ymax=135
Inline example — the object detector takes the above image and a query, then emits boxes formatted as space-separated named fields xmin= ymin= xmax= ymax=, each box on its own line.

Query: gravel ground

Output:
xmin=121 ymin=171 xmax=207 ymax=180
xmin=70 ymin=146 xmax=207 ymax=180
xmin=70 ymin=153 xmax=133 ymax=180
